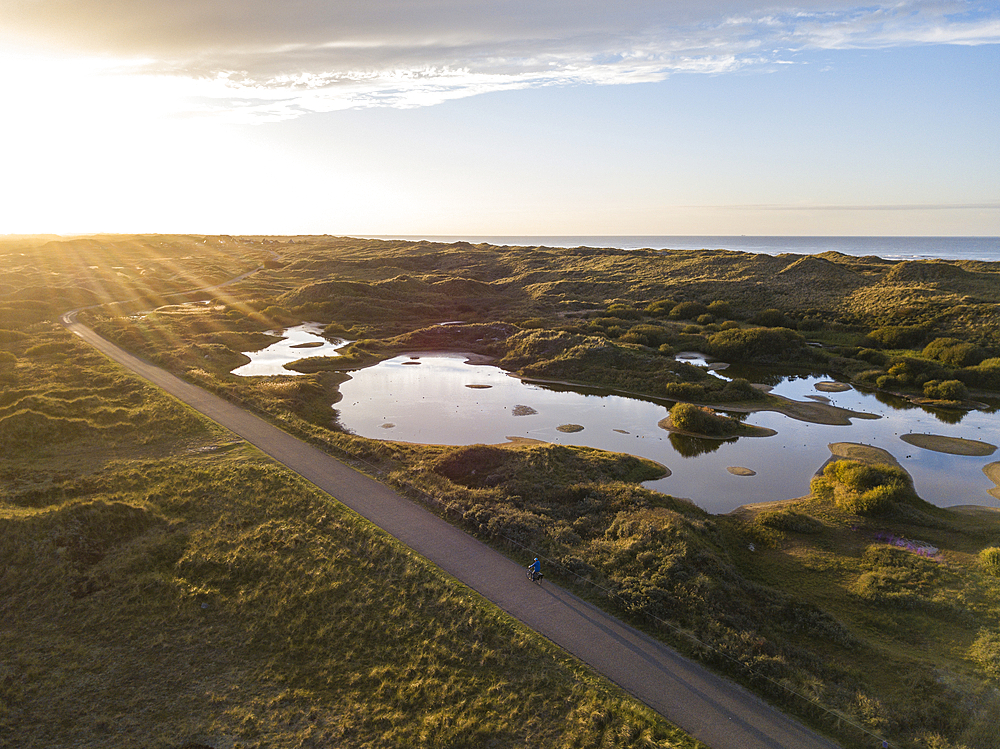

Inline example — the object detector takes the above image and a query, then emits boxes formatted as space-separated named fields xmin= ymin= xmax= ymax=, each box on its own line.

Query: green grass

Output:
xmin=8 ymin=234 xmax=1000 ymax=749
xmin=0 ymin=331 xmax=700 ymax=748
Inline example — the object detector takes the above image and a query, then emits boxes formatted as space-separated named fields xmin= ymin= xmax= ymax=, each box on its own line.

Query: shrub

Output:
xmin=707 ymin=327 xmax=806 ymax=364
xmin=644 ymin=299 xmax=677 ymax=317
xmin=923 ymin=379 xmax=968 ymax=401
xmin=969 ymin=629 xmax=1000 ymax=678
xmin=751 ymin=309 xmax=788 ymax=328
xmin=323 ymin=321 xmax=351 ymax=337
xmin=669 ymin=301 xmax=709 ymax=320
xmin=979 ymin=547 xmax=1000 ymax=576
xmin=958 ymin=358 xmax=1000 ymax=390
xmin=755 ymin=509 xmax=824 ymax=534
xmin=663 ymin=382 xmax=708 ymax=401
xmin=857 ymin=348 xmax=889 ymax=366
xmin=0 ymin=351 xmax=16 ymax=369
xmin=707 ymin=300 xmax=734 ymax=319
xmin=718 ymin=378 xmax=762 ymax=402
xmin=26 ymin=341 xmax=75 ymax=357
xmin=863 ymin=325 xmax=928 ymax=350
xmin=619 ymin=324 xmax=671 ymax=348
xmin=669 ymin=403 xmax=731 ymax=436
xmin=696 ymin=314 xmax=715 ymax=325
xmin=261 ymin=305 xmax=294 ymax=324
xmin=822 ymin=460 xmax=916 ymax=516
xmin=849 ymin=484 xmax=903 ymax=516
xmin=604 ymin=304 xmax=643 ymax=320
xmin=923 ymin=337 xmax=986 ymax=367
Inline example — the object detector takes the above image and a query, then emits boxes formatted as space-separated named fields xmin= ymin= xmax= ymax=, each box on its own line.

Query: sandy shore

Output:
xmin=814 ymin=381 xmax=852 ymax=392
xmin=900 ymin=433 xmax=997 ymax=457
xmin=984 ymin=462 xmax=1000 ymax=500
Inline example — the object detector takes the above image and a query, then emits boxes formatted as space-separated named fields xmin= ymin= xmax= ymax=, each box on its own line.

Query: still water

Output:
xmin=231 ymin=322 xmax=344 ymax=376
xmin=235 ymin=325 xmax=999 ymax=515
xmin=335 ymin=353 xmax=999 ymax=514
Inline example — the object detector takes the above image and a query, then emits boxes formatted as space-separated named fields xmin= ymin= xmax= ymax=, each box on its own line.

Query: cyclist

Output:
xmin=528 ymin=557 xmax=542 ymax=581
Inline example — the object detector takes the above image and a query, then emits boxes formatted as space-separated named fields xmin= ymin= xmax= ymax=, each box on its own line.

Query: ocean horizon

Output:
xmin=364 ymin=235 xmax=1000 ymax=263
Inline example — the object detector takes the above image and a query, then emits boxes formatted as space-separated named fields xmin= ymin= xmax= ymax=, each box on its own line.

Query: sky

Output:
xmin=1 ymin=0 xmax=998 ymax=237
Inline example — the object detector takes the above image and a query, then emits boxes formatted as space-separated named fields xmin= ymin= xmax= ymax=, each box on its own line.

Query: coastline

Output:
xmin=360 ymin=235 xmax=1000 ymax=262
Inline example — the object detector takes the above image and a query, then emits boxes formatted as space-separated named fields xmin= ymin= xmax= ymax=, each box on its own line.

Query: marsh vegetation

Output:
xmin=5 ymin=235 xmax=1000 ymax=749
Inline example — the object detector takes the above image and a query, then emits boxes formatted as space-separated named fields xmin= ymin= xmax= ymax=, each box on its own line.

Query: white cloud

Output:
xmin=2 ymin=0 xmax=997 ymax=119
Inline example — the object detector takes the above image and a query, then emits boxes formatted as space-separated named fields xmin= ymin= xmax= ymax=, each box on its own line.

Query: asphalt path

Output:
xmin=62 ymin=312 xmax=843 ymax=749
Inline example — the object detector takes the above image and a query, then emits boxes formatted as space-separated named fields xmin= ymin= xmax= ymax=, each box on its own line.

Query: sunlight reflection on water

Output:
xmin=334 ymin=354 xmax=999 ymax=514
xmin=232 ymin=323 xmax=345 ymax=376
xmin=232 ymin=329 xmax=999 ymax=514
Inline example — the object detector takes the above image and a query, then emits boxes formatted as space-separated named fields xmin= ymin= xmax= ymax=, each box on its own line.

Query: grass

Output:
xmin=0 ymin=330 xmax=700 ymax=747
xmin=8 ymin=234 xmax=1000 ymax=749
xmin=3 ymin=453 xmax=702 ymax=748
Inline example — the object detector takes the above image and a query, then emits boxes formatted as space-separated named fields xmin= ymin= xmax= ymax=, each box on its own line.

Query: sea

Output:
xmin=365 ymin=236 xmax=1000 ymax=263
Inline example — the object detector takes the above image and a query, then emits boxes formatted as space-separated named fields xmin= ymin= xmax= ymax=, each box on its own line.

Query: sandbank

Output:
xmin=900 ymin=433 xmax=997 ymax=457
xmin=984 ymin=462 xmax=1000 ymax=500
xmin=814 ymin=381 xmax=852 ymax=393
xmin=818 ymin=443 xmax=905 ymax=477
xmin=727 ymin=467 xmax=756 ymax=476
xmin=827 ymin=441 xmax=903 ymax=466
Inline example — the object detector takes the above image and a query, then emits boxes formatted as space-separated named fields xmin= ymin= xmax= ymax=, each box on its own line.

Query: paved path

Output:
xmin=63 ymin=312 xmax=842 ymax=749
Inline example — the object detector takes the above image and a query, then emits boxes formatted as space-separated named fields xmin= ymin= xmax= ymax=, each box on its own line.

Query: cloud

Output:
xmin=2 ymin=0 xmax=998 ymax=119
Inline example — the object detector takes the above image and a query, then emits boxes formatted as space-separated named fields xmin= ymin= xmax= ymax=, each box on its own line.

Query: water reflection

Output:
xmin=669 ymin=433 xmax=734 ymax=457
xmin=232 ymin=323 xmax=345 ymax=376
xmin=335 ymin=354 xmax=999 ymax=514
xmin=234 ymin=332 xmax=1000 ymax=514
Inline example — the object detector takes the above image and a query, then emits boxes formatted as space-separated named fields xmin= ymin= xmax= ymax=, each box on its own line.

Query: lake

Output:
xmin=236 ymin=325 xmax=1000 ymax=514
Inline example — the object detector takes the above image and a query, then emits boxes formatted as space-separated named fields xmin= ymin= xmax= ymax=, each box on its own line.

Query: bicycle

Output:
xmin=526 ymin=567 xmax=543 ymax=583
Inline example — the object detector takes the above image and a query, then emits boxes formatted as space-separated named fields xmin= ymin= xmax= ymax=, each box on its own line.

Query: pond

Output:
xmin=236 ymin=326 xmax=1000 ymax=515
xmin=231 ymin=322 xmax=345 ymax=376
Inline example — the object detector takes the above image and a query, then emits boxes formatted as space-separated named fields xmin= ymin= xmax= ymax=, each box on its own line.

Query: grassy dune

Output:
xmin=6 ymin=235 xmax=1000 ymax=749
xmin=0 ymin=327 xmax=697 ymax=748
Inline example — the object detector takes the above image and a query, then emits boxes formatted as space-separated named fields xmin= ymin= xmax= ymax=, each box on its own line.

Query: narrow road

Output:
xmin=62 ymin=312 xmax=842 ymax=749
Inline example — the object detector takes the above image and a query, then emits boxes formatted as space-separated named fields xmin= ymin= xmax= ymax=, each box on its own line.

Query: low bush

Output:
xmin=662 ymin=382 xmax=708 ymax=401
xmin=862 ymin=325 xmax=929 ymax=350
xmin=707 ymin=326 xmax=807 ymax=364
xmin=604 ymin=304 xmax=643 ymax=320
xmin=669 ymin=403 xmax=738 ymax=436
xmin=751 ymin=308 xmax=788 ymax=328
xmin=755 ymin=509 xmax=824 ymax=535
xmin=923 ymin=337 xmax=986 ymax=367
xmin=644 ymin=299 xmax=677 ymax=317
xmin=979 ymin=547 xmax=1000 ymax=576
xmin=857 ymin=348 xmax=889 ymax=366
xmin=669 ymin=301 xmax=709 ymax=320
xmin=816 ymin=460 xmax=918 ymax=516
xmin=707 ymin=300 xmax=734 ymax=319
xmin=923 ymin=379 xmax=968 ymax=401
xmin=620 ymin=324 xmax=671 ymax=348
xmin=968 ymin=629 xmax=1000 ymax=679
xmin=957 ymin=358 xmax=1000 ymax=391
